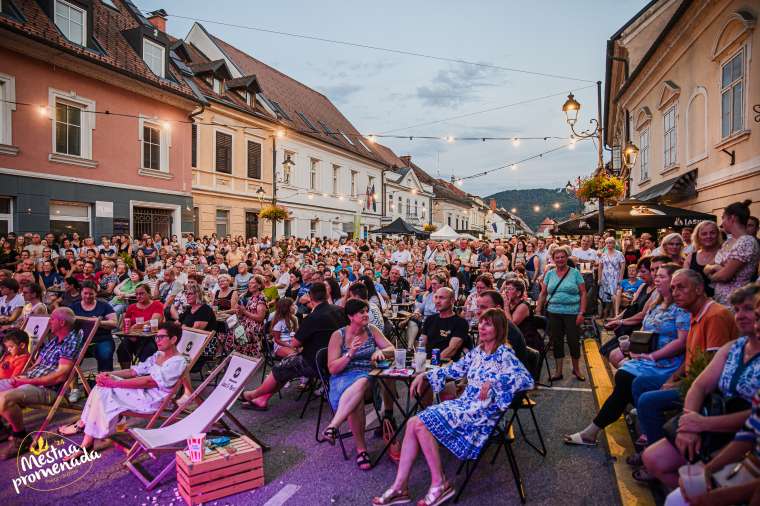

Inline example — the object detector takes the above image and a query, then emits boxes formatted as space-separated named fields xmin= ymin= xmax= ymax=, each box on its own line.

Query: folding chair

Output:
xmin=112 ymin=327 xmax=214 ymax=450
xmin=27 ymin=317 xmax=100 ymax=437
xmin=124 ymin=352 xmax=262 ymax=490
xmin=454 ymin=404 xmax=527 ymax=504
xmin=21 ymin=315 xmax=51 ymax=370
xmin=507 ymin=391 xmax=547 ymax=457
xmin=531 ymin=314 xmax=553 ymax=388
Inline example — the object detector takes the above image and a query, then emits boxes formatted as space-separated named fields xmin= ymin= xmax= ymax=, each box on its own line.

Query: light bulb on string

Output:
xmin=276 ymin=129 xmax=286 ymax=138
xmin=38 ymin=105 xmax=50 ymax=118
xmin=444 ymin=135 xmax=455 ymax=143
xmin=511 ymin=208 xmax=517 ymax=213
xmin=162 ymin=121 xmax=172 ymax=131
xmin=533 ymin=205 xmax=541 ymax=213
xmin=366 ymin=134 xmax=377 ymax=143
xmin=511 ymin=164 xmax=518 ymax=171
xmin=511 ymin=137 xmax=520 ymax=147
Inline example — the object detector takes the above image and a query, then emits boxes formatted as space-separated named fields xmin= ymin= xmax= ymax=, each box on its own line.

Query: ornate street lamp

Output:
xmin=255 ymin=186 xmax=266 ymax=204
xmin=622 ymin=141 xmax=640 ymax=169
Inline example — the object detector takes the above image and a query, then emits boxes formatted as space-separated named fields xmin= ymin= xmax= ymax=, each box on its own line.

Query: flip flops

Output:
xmin=563 ymin=432 xmax=598 ymax=447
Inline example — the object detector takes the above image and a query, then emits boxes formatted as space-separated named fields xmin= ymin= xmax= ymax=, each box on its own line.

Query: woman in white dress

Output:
xmin=58 ymin=321 xmax=187 ymax=458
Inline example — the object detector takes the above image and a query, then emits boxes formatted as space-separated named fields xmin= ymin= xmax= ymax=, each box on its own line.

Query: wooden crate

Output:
xmin=176 ymin=436 xmax=264 ymax=505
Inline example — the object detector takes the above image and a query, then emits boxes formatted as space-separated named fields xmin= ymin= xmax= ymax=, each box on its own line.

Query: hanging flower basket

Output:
xmin=575 ymin=173 xmax=624 ymax=202
xmin=259 ymin=205 xmax=288 ymax=222
xmin=423 ymin=223 xmax=438 ymax=232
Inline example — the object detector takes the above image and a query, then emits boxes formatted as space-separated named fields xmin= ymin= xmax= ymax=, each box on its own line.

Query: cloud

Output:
xmin=319 ymin=83 xmax=363 ymax=104
xmin=311 ymin=59 xmax=398 ymax=80
xmin=416 ymin=63 xmax=507 ymax=108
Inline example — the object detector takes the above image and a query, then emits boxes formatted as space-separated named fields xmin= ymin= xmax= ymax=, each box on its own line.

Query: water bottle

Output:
xmin=414 ymin=336 xmax=427 ymax=372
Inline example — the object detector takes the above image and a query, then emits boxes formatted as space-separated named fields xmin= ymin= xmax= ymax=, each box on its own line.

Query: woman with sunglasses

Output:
xmin=58 ymin=322 xmax=187 ymax=459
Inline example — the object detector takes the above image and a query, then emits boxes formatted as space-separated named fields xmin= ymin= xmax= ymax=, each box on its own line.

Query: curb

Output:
xmin=583 ymin=339 xmax=656 ymax=506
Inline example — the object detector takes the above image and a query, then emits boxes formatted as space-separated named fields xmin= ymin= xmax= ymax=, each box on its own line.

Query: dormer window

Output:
xmin=245 ymin=91 xmax=254 ymax=107
xmin=142 ymin=38 xmax=165 ymax=78
xmin=54 ymin=0 xmax=86 ymax=45
xmin=213 ymin=78 xmax=223 ymax=95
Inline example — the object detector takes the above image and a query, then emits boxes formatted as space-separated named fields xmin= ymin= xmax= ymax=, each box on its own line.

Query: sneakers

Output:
xmin=0 ymin=435 xmax=32 ymax=460
xmin=68 ymin=388 xmax=83 ymax=404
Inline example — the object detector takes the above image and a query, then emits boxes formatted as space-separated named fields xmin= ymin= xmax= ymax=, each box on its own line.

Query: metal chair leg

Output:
xmin=504 ymin=437 xmax=527 ymax=503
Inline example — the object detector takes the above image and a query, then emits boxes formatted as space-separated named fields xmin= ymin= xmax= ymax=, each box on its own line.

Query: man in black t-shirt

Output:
xmin=420 ymin=287 xmax=468 ymax=361
xmin=241 ymin=282 xmax=346 ymax=411
xmin=382 ymin=266 xmax=411 ymax=304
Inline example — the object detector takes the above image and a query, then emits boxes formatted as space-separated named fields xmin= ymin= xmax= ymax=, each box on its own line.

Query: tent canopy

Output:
xmin=430 ymin=224 xmax=460 ymax=241
xmin=370 ymin=217 xmax=428 ymax=237
xmin=555 ymin=199 xmax=716 ymax=234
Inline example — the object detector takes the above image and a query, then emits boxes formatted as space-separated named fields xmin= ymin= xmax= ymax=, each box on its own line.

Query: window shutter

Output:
xmin=191 ymin=124 xmax=197 ymax=168
xmin=247 ymin=141 xmax=262 ymax=179
xmin=215 ymin=131 xmax=232 ymax=173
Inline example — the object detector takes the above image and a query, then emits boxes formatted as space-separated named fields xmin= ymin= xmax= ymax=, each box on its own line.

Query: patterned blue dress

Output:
xmin=620 ymin=302 xmax=690 ymax=379
xmin=718 ymin=336 xmax=760 ymax=402
xmin=418 ymin=344 xmax=534 ymax=460
xmin=328 ymin=326 xmax=376 ymax=411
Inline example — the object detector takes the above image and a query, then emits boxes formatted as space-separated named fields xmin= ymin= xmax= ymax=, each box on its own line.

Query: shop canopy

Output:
xmin=554 ymin=199 xmax=716 ymax=234
xmin=429 ymin=224 xmax=460 ymax=241
xmin=369 ymin=217 xmax=429 ymax=237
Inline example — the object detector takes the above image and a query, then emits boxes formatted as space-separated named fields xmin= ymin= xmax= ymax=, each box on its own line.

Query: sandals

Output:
xmin=563 ymin=432 xmax=597 ymax=447
xmin=58 ymin=423 xmax=84 ymax=436
xmin=572 ymin=371 xmax=586 ymax=382
xmin=356 ymin=450 xmax=371 ymax=471
xmin=372 ymin=487 xmax=411 ymax=505
xmin=322 ymin=426 xmax=338 ymax=446
xmin=632 ymin=467 xmax=656 ymax=483
xmin=417 ymin=482 xmax=455 ymax=506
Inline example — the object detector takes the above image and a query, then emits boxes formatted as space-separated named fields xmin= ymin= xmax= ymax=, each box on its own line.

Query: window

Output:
xmin=639 ymin=128 xmax=650 ymax=181
xmin=721 ymin=49 xmax=745 ymax=138
xmin=0 ymin=197 xmax=12 ymax=235
xmin=142 ymin=38 xmax=165 ymax=78
xmin=332 ymin=165 xmax=340 ymax=194
xmin=215 ymin=131 xmax=232 ymax=174
xmin=50 ymin=201 xmax=90 ymax=236
xmin=0 ymin=74 xmax=16 ymax=149
xmin=310 ymin=219 xmax=318 ymax=237
xmin=388 ymin=194 xmax=394 ymax=212
xmin=406 ymin=198 xmax=410 ymax=216
xmin=215 ymin=209 xmax=229 ymax=236
xmin=339 ymin=130 xmax=354 ymax=146
xmin=191 ymin=124 xmax=197 ymax=168
xmin=663 ymin=106 xmax=676 ymax=168
xmin=54 ymin=0 xmax=85 ymax=45
xmin=398 ymin=196 xmax=402 ymax=212
xmin=213 ymin=78 xmax=223 ymax=95
xmin=350 ymin=170 xmax=357 ymax=197
xmin=455 ymin=217 xmax=460 ymax=229
xmin=142 ymin=123 xmax=160 ymax=170
xmin=247 ymin=141 xmax=262 ymax=179
xmin=283 ymin=220 xmax=292 ymax=237
xmin=55 ymin=101 xmax=81 ymax=156
xmin=414 ymin=201 xmax=418 ymax=217
xmin=448 ymin=215 xmax=452 ymax=226
xmin=309 ymin=158 xmax=319 ymax=190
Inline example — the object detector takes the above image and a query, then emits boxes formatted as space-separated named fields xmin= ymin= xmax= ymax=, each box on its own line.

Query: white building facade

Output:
xmin=383 ymin=168 xmax=434 ymax=228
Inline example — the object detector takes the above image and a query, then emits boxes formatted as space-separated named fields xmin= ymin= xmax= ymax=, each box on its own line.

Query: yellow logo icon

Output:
xmin=28 ymin=436 xmax=50 ymax=456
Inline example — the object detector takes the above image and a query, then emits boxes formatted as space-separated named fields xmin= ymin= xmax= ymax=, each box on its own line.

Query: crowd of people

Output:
xmin=0 ymin=198 xmax=759 ymax=504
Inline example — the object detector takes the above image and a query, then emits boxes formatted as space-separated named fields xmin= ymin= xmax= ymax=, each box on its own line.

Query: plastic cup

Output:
xmin=187 ymin=433 xmax=206 ymax=463
xmin=394 ymin=349 xmax=407 ymax=369
xmin=150 ymin=319 xmax=159 ymax=331
xmin=414 ymin=351 xmax=427 ymax=372
xmin=678 ymin=463 xmax=707 ymax=498
xmin=619 ymin=335 xmax=631 ymax=352
xmin=135 ymin=317 xmax=145 ymax=325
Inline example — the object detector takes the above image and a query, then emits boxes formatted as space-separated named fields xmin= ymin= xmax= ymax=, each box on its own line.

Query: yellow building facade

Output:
xmin=607 ymin=0 xmax=760 ymax=218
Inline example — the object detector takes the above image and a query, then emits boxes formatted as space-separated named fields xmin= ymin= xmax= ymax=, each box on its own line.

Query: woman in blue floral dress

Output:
xmin=372 ymin=308 xmax=533 ymax=506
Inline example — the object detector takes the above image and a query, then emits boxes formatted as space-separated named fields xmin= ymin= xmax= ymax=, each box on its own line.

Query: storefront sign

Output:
xmin=112 ymin=218 xmax=130 ymax=235
xmin=95 ymin=201 xmax=113 ymax=218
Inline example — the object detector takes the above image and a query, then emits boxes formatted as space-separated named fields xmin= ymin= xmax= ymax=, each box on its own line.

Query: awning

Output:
xmin=631 ymin=169 xmax=697 ymax=203
xmin=369 ymin=217 xmax=429 ymax=237
xmin=554 ymin=199 xmax=715 ymax=233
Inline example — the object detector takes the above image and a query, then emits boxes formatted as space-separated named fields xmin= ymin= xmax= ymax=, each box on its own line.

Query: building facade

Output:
xmin=0 ymin=2 xmax=198 ymax=238
xmin=185 ymin=23 xmax=385 ymax=240
xmin=606 ymin=0 xmax=760 ymax=218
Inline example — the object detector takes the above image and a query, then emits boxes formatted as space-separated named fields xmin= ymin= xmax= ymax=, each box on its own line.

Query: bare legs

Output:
xmin=642 ymin=438 xmax=684 ymax=489
xmin=0 ymin=392 xmax=25 ymax=432
xmin=327 ymin=378 xmax=368 ymax=432
xmin=390 ymin=416 xmax=446 ymax=491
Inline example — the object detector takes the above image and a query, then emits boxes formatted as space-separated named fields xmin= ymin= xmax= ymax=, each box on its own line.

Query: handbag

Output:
xmin=711 ymin=452 xmax=760 ymax=488
xmin=383 ymin=418 xmax=401 ymax=464
xmin=629 ymin=331 xmax=656 ymax=354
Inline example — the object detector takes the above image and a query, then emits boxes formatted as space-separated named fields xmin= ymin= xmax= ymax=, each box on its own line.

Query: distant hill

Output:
xmin=486 ymin=188 xmax=584 ymax=230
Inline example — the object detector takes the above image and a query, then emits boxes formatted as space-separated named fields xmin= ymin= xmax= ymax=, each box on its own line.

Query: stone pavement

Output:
xmin=1 ymin=352 xmax=629 ymax=506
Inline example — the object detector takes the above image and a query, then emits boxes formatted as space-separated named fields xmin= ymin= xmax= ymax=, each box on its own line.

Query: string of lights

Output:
xmin=159 ymin=13 xmax=596 ymax=84
xmin=0 ymin=98 xmax=575 ymax=144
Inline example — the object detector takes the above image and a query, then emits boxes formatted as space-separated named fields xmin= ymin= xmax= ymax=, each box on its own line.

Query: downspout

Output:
xmin=185 ymin=105 xmax=205 ymax=238
xmin=272 ymin=135 xmax=277 ymax=242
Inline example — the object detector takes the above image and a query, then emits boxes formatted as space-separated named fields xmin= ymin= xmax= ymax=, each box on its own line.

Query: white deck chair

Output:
xmin=21 ymin=315 xmax=51 ymax=370
xmin=124 ymin=352 xmax=262 ymax=490
xmin=112 ymin=327 xmax=214 ymax=450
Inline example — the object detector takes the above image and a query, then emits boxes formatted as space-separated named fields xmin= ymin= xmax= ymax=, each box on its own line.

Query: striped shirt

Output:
xmin=23 ymin=329 xmax=80 ymax=385
xmin=734 ymin=388 xmax=760 ymax=458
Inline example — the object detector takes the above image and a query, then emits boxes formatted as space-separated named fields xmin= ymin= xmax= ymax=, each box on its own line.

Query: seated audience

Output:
xmin=420 ymin=287 xmax=468 ymax=361
xmin=372 ymin=309 xmax=533 ymax=506
xmin=71 ymin=281 xmax=118 ymax=373
xmin=683 ymin=220 xmax=720 ymax=297
xmin=269 ymin=297 xmax=298 ymax=358
xmin=614 ymin=264 xmax=643 ymax=315
xmin=322 ymin=299 xmax=393 ymax=470
xmin=117 ymin=284 xmax=162 ymax=370
xmin=0 ymin=279 xmax=24 ymax=329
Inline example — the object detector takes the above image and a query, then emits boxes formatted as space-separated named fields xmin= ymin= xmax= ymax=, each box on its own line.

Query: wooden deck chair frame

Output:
xmin=115 ymin=327 xmax=214 ymax=450
xmin=27 ymin=317 xmax=100 ymax=437
xmin=123 ymin=352 xmax=265 ymax=490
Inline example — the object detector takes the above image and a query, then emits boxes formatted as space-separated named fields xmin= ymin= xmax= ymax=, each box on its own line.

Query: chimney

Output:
xmin=489 ymin=199 xmax=496 ymax=211
xmin=147 ymin=9 xmax=167 ymax=32
xmin=400 ymin=155 xmax=412 ymax=167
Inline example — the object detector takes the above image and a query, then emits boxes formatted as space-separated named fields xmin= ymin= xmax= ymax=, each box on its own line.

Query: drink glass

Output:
xmin=394 ymin=349 xmax=407 ymax=369
xmin=150 ymin=319 xmax=159 ymax=332
xmin=678 ymin=463 xmax=707 ymax=498
xmin=619 ymin=335 xmax=631 ymax=353
xmin=414 ymin=351 xmax=427 ymax=372
xmin=135 ymin=317 xmax=145 ymax=325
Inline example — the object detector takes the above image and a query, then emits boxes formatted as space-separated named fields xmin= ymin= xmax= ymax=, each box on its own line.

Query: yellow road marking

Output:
xmin=584 ymin=339 xmax=656 ymax=506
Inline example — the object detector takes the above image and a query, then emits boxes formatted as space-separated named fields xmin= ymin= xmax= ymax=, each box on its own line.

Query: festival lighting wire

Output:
xmin=158 ymin=13 xmax=596 ymax=84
